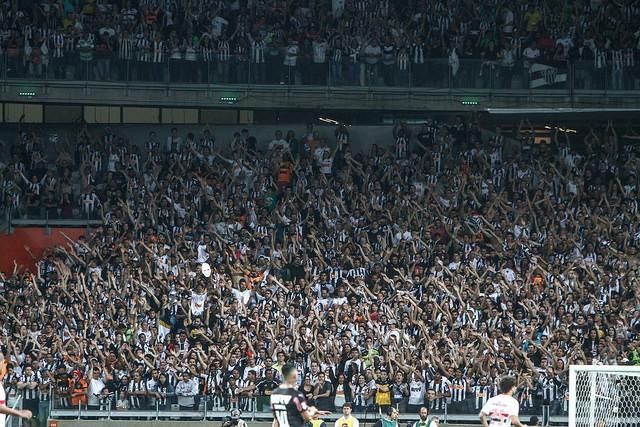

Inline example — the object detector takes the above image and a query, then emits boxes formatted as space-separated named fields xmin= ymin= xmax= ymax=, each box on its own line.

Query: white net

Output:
xmin=570 ymin=366 xmax=640 ymax=427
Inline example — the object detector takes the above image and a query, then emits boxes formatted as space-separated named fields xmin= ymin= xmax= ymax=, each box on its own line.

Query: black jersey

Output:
xmin=270 ymin=386 xmax=308 ymax=427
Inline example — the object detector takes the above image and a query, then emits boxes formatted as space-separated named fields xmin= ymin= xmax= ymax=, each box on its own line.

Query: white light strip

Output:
xmin=319 ymin=117 xmax=339 ymax=125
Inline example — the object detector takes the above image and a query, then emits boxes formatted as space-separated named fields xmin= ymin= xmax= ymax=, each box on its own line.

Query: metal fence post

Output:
xmin=8 ymin=206 xmax=13 ymax=234
xmin=18 ymin=395 xmax=24 ymax=427
xmin=203 ymin=394 xmax=207 ymax=421
xmin=444 ymin=402 xmax=448 ymax=425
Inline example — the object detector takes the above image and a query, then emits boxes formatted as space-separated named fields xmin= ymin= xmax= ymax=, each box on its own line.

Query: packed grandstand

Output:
xmin=0 ymin=0 xmax=638 ymax=88
xmin=2 ymin=0 xmax=640 ymax=425
xmin=1 ymin=115 xmax=640 ymax=426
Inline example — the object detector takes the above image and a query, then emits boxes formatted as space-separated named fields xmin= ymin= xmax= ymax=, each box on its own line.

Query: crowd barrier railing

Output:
xmin=1 ymin=51 xmax=634 ymax=95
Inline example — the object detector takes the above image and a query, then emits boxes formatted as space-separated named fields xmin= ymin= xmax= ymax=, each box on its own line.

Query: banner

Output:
xmin=158 ymin=319 xmax=172 ymax=340
xmin=190 ymin=291 xmax=207 ymax=316
xmin=529 ymin=63 xmax=567 ymax=88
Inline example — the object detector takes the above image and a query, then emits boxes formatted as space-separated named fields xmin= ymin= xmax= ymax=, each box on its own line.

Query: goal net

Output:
xmin=569 ymin=365 xmax=640 ymax=427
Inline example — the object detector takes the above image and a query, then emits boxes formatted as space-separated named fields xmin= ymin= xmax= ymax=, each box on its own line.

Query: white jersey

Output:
xmin=408 ymin=379 xmax=426 ymax=405
xmin=480 ymin=394 xmax=519 ymax=427
xmin=190 ymin=291 xmax=207 ymax=316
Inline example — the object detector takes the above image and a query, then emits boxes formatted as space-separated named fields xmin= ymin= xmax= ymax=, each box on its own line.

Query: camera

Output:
xmin=221 ymin=416 xmax=239 ymax=427
xmin=221 ymin=409 xmax=244 ymax=427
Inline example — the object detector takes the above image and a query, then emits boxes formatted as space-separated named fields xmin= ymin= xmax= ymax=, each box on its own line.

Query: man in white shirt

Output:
xmin=166 ymin=127 xmax=183 ymax=153
xmin=363 ymin=38 xmax=381 ymax=85
xmin=87 ymin=367 xmax=106 ymax=409
xmin=283 ymin=39 xmax=299 ymax=83
xmin=230 ymin=279 xmax=252 ymax=306
xmin=407 ymin=374 xmax=426 ymax=414
xmin=313 ymin=140 xmax=331 ymax=163
xmin=501 ymin=262 xmax=516 ymax=283
xmin=522 ymin=41 xmax=540 ymax=70
xmin=501 ymin=7 xmax=514 ymax=34
xmin=269 ymin=130 xmax=289 ymax=151
xmin=175 ymin=371 xmax=198 ymax=409
xmin=146 ymin=369 xmax=160 ymax=409
xmin=312 ymin=38 xmax=328 ymax=84
xmin=479 ymin=376 xmax=527 ymax=427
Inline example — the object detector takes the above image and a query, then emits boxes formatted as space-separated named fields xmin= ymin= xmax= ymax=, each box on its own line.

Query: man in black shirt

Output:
xmin=270 ymin=363 xmax=329 ymax=427
xmin=257 ymin=369 xmax=280 ymax=412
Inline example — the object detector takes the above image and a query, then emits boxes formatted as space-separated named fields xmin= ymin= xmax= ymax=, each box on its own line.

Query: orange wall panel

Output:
xmin=0 ymin=228 xmax=89 ymax=274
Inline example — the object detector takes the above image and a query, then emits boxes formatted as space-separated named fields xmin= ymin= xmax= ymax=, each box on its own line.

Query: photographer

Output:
xmin=222 ymin=409 xmax=247 ymax=427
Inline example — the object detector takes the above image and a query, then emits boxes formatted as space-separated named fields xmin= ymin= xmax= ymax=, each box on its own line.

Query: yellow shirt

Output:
xmin=525 ymin=11 xmax=541 ymax=32
xmin=335 ymin=416 xmax=359 ymax=427
xmin=375 ymin=382 xmax=391 ymax=405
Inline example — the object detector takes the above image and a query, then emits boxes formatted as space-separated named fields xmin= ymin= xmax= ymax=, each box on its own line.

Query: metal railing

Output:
xmin=40 ymin=389 xmax=571 ymax=425
xmin=49 ymin=390 xmax=259 ymax=422
xmin=1 ymin=204 xmax=103 ymax=234
xmin=1 ymin=51 xmax=637 ymax=94
xmin=0 ymin=388 xmax=571 ymax=426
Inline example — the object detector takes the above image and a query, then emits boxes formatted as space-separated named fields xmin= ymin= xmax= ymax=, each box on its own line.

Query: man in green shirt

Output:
xmin=373 ymin=407 xmax=399 ymax=427
xmin=412 ymin=406 xmax=438 ymax=427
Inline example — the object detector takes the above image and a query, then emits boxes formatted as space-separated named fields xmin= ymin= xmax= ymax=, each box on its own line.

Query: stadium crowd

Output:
xmin=1 ymin=115 xmax=640 ymax=427
xmin=0 ymin=0 xmax=639 ymax=88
